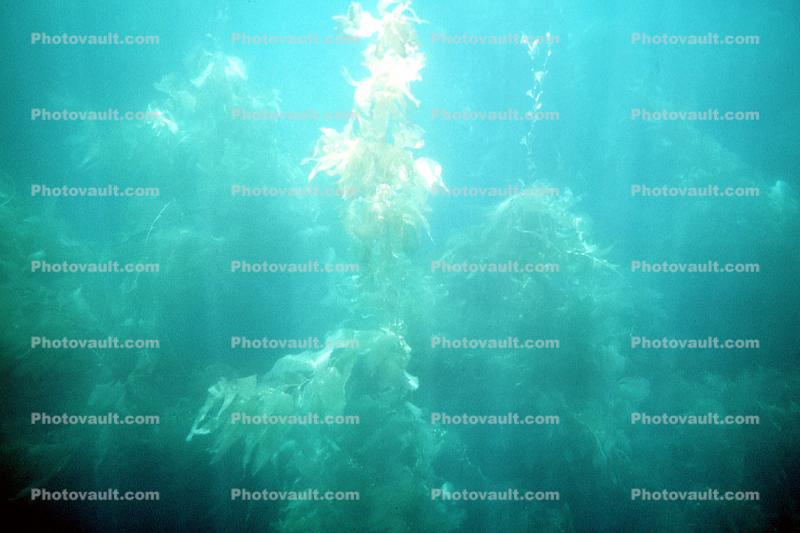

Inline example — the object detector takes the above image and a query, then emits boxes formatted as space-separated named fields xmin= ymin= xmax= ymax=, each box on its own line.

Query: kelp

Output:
xmin=186 ymin=329 xmax=418 ymax=475
xmin=303 ymin=0 xmax=443 ymax=271
xmin=188 ymin=3 xmax=460 ymax=530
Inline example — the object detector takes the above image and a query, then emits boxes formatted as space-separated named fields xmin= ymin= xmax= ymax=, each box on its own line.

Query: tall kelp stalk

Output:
xmin=187 ymin=2 xmax=460 ymax=531
xmin=305 ymin=0 xmax=446 ymax=330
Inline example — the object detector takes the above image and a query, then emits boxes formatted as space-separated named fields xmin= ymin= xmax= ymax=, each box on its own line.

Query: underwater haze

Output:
xmin=1 ymin=1 xmax=799 ymax=531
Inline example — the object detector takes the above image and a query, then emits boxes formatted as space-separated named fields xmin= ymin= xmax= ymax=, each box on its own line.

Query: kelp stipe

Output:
xmin=302 ymin=0 xmax=446 ymax=332
xmin=189 ymin=3 xmax=460 ymax=531
xmin=305 ymin=0 xmax=444 ymax=270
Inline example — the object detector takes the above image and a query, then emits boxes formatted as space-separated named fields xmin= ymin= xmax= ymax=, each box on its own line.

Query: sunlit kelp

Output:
xmin=189 ymin=2 xmax=461 ymax=531
xmin=186 ymin=329 xmax=417 ymax=466
xmin=304 ymin=0 xmax=443 ymax=266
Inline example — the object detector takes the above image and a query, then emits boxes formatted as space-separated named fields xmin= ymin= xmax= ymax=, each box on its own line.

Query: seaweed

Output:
xmin=188 ymin=3 xmax=460 ymax=530
xmin=303 ymin=0 xmax=441 ymax=274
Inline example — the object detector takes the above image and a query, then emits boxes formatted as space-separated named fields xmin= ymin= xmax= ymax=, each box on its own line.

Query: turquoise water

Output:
xmin=1 ymin=1 xmax=799 ymax=531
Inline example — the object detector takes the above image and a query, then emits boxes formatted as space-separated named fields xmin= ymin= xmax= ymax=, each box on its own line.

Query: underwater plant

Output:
xmin=520 ymin=32 xmax=553 ymax=176
xmin=188 ymin=2 xmax=460 ymax=531
xmin=304 ymin=0 xmax=444 ymax=269
xmin=186 ymin=329 xmax=418 ymax=470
